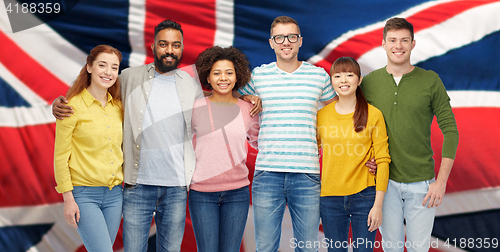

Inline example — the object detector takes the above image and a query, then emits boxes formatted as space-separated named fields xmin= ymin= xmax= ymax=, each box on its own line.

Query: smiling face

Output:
xmin=383 ymin=29 xmax=415 ymax=67
xmin=269 ymin=23 xmax=302 ymax=63
xmin=331 ymin=71 xmax=362 ymax=98
xmin=152 ymin=28 xmax=183 ymax=73
xmin=208 ymin=60 xmax=237 ymax=97
xmin=87 ymin=52 xmax=120 ymax=91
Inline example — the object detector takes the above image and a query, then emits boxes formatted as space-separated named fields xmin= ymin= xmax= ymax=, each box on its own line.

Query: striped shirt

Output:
xmin=239 ymin=62 xmax=335 ymax=173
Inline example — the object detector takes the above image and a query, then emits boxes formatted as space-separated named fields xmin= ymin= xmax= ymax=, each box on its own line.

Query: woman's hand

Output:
xmin=367 ymin=205 xmax=383 ymax=232
xmin=63 ymin=191 xmax=80 ymax=228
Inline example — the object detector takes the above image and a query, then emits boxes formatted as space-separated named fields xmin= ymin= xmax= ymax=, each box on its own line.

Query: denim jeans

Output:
xmin=252 ymin=171 xmax=321 ymax=252
xmin=188 ymin=185 xmax=250 ymax=252
xmin=73 ymin=186 xmax=123 ymax=252
xmin=122 ymin=184 xmax=187 ymax=252
xmin=379 ymin=179 xmax=436 ymax=252
xmin=320 ymin=186 xmax=376 ymax=252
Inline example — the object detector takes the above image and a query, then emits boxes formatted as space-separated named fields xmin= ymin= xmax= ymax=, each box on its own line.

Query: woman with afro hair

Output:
xmin=189 ymin=46 xmax=260 ymax=251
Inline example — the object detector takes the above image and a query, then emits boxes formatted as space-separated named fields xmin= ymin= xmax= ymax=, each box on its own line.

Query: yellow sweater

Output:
xmin=317 ymin=101 xmax=390 ymax=196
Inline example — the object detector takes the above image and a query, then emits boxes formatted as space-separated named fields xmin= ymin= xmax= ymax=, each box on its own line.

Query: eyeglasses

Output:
xmin=270 ymin=34 xmax=301 ymax=44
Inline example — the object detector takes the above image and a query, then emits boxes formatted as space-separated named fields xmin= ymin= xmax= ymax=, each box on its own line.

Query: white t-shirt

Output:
xmin=137 ymin=72 xmax=186 ymax=186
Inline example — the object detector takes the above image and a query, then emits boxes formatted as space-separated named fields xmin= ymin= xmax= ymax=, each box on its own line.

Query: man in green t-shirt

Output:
xmin=361 ymin=17 xmax=458 ymax=252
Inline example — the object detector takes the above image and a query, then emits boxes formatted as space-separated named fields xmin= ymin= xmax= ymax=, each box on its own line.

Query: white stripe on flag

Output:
xmin=0 ymin=62 xmax=46 ymax=106
xmin=358 ymin=1 xmax=500 ymax=74
xmin=436 ymin=186 xmax=500 ymax=217
xmin=0 ymin=203 xmax=83 ymax=252
xmin=128 ymin=0 xmax=147 ymax=67
xmin=214 ymin=0 xmax=235 ymax=47
xmin=0 ymin=4 xmax=85 ymax=85
xmin=0 ymin=62 xmax=54 ymax=127
xmin=448 ymin=91 xmax=500 ymax=108
xmin=307 ymin=0 xmax=457 ymax=65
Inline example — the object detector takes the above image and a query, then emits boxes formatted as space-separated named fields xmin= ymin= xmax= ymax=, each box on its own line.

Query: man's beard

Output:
xmin=154 ymin=52 xmax=181 ymax=73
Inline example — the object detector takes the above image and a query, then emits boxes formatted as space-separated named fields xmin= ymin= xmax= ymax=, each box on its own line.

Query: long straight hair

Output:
xmin=330 ymin=57 xmax=368 ymax=133
xmin=66 ymin=45 xmax=122 ymax=103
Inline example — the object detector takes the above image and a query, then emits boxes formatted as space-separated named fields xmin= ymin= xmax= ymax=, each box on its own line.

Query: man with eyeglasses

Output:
xmin=238 ymin=16 xmax=336 ymax=251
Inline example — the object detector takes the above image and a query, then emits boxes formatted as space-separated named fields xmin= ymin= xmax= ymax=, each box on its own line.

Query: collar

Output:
xmin=384 ymin=65 xmax=418 ymax=77
xmin=274 ymin=61 xmax=304 ymax=75
xmin=81 ymin=88 xmax=114 ymax=107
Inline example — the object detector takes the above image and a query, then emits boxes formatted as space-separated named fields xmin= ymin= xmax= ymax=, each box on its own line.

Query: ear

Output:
xmin=411 ymin=39 xmax=416 ymax=50
xmin=269 ymin=38 xmax=274 ymax=50
xmin=87 ymin=64 xmax=92 ymax=74
xmin=298 ymin=36 xmax=303 ymax=48
xmin=151 ymin=43 xmax=155 ymax=52
xmin=382 ymin=38 xmax=388 ymax=53
xmin=207 ymin=77 xmax=210 ymax=84
xmin=358 ymin=76 xmax=363 ymax=86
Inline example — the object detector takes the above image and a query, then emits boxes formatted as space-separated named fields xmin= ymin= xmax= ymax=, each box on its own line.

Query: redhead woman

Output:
xmin=54 ymin=45 xmax=123 ymax=252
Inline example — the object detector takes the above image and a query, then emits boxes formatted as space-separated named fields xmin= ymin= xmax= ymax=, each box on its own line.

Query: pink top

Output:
xmin=190 ymin=98 xmax=260 ymax=192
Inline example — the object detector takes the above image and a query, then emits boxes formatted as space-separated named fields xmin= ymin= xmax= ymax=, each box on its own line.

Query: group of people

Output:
xmin=53 ymin=15 xmax=458 ymax=252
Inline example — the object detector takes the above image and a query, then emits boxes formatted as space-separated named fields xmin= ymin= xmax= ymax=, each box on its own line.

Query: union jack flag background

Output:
xmin=1 ymin=0 xmax=499 ymax=251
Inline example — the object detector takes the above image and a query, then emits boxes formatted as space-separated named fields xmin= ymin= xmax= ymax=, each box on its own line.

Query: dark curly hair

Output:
xmin=195 ymin=46 xmax=251 ymax=91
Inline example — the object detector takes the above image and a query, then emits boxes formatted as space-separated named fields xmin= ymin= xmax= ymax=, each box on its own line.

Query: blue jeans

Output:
xmin=122 ymin=184 xmax=187 ymax=252
xmin=73 ymin=186 xmax=123 ymax=252
xmin=380 ymin=179 xmax=435 ymax=252
xmin=252 ymin=171 xmax=321 ymax=252
xmin=320 ymin=186 xmax=376 ymax=252
xmin=188 ymin=186 xmax=250 ymax=252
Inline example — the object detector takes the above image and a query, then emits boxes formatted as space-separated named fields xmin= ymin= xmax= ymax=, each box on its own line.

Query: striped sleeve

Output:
xmin=238 ymin=72 xmax=257 ymax=96
xmin=319 ymin=70 xmax=335 ymax=102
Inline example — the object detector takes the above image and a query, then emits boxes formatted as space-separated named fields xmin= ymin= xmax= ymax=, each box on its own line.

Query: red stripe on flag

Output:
xmin=0 ymin=124 xmax=62 ymax=207
xmin=144 ymin=0 xmax=217 ymax=66
xmin=432 ymin=107 xmax=500 ymax=193
xmin=0 ymin=31 xmax=70 ymax=104
xmin=314 ymin=0 xmax=498 ymax=72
